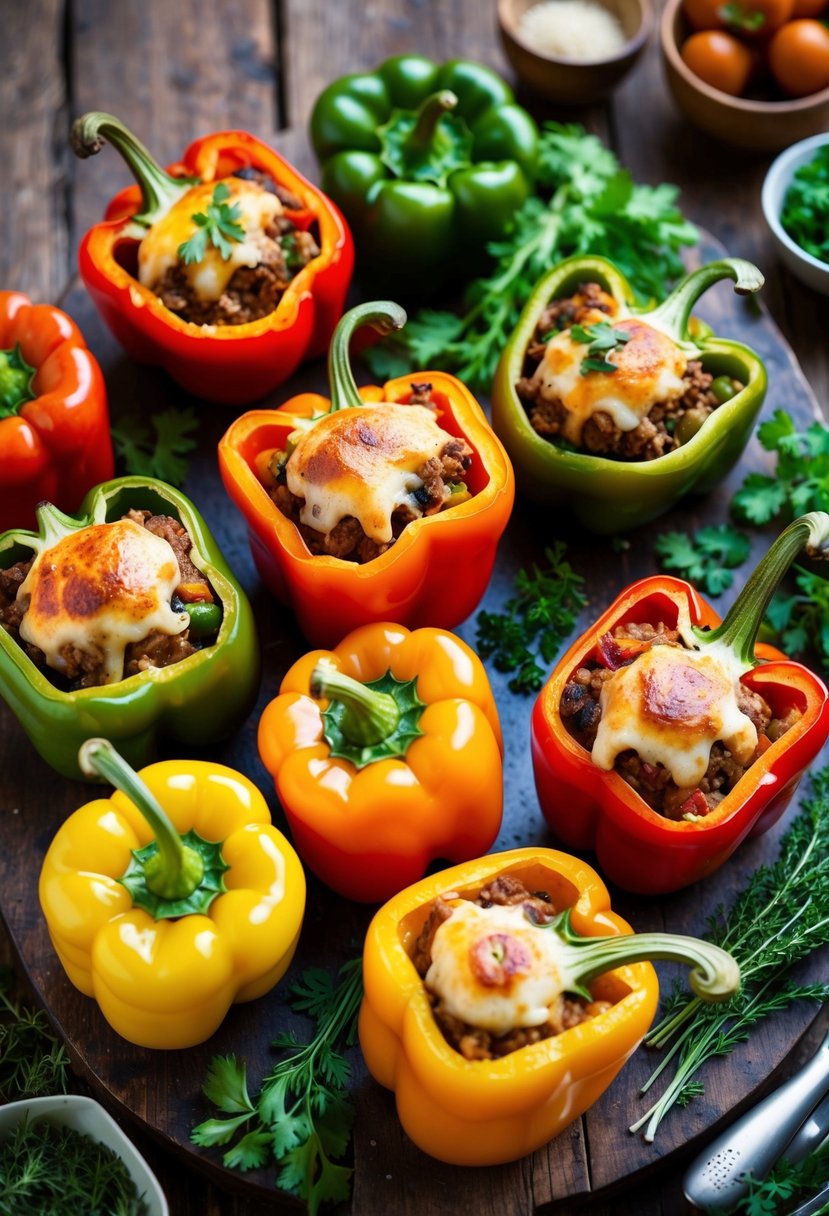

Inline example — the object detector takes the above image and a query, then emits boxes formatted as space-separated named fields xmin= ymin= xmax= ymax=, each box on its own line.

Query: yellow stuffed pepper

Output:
xmin=39 ymin=738 xmax=306 ymax=1049
xmin=359 ymin=847 xmax=739 ymax=1165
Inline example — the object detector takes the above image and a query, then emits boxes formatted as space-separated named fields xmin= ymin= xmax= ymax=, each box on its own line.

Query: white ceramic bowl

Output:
xmin=762 ymin=134 xmax=829 ymax=297
xmin=0 ymin=1094 xmax=169 ymax=1216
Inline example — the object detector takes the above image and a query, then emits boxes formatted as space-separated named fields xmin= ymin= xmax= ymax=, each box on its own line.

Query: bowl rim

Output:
xmin=761 ymin=133 xmax=829 ymax=275
xmin=497 ymin=0 xmax=655 ymax=67
xmin=660 ymin=0 xmax=829 ymax=113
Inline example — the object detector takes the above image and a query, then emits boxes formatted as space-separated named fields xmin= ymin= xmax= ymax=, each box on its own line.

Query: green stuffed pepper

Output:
xmin=491 ymin=255 xmax=767 ymax=534
xmin=310 ymin=54 xmax=538 ymax=298
xmin=0 ymin=476 xmax=259 ymax=779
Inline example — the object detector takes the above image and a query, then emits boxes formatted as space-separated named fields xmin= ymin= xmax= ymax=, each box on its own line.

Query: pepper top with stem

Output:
xmin=78 ymin=737 xmax=227 ymax=917
xmin=71 ymin=112 xmax=197 ymax=227
xmin=0 ymin=346 xmax=36 ymax=417
xmin=310 ymin=661 xmax=424 ymax=767
xmin=327 ymin=300 xmax=407 ymax=412
xmin=642 ymin=257 xmax=764 ymax=349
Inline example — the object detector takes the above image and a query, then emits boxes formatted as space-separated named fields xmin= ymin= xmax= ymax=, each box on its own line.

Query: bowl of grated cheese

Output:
xmin=497 ymin=0 xmax=654 ymax=103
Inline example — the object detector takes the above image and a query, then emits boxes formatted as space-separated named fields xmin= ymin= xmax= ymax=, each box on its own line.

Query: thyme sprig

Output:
xmin=0 ymin=967 xmax=68 ymax=1101
xmin=630 ymin=767 xmax=829 ymax=1142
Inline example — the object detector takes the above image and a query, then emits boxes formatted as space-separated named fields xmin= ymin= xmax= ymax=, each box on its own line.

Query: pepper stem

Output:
xmin=70 ymin=112 xmax=195 ymax=226
xmin=692 ymin=512 xmax=829 ymax=669
xmin=549 ymin=911 xmax=740 ymax=1003
xmin=643 ymin=258 xmax=764 ymax=344
xmin=0 ymin=346 xmax=37 ymax=418
xmin=327 ymin=301 xmax=407 ymax=412
xmin=79 ymin=738 xmax=204 ymax=901
xmin=32 ymin=501 xmax=87 ymax=551
xmin=405 ymin=90 xmax=459 ymax=155
xmin=310 ymin=665 xmax=400 ymax=746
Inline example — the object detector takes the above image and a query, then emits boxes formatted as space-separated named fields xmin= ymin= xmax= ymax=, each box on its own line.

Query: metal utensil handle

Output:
xmin=683 ymin=1029 xmax=829 ymax=1213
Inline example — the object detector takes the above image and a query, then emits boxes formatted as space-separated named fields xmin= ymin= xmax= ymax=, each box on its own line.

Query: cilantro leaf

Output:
xmin=111 ymin=406 xmax=198 ymax=487
xmin=654 ymin=525 xmax=750 ymax=596
xmin=201 ymin=1054 xmax=256 ymax=1115
xmin=733 ymin=409 xmax=829 ymax=523
xmin=764 ymin=566 xmax=829 ymax=673
xmin=179 ymin=181 xmax=245 ymax=264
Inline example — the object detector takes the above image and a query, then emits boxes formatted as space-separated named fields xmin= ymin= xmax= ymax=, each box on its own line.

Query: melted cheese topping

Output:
xmin=591 ymin=645 xmax=758 ymax=789
xmin=138 ymin=179 xmax=282 ymax=303
xmin=532 ymin=315 xmax=688 ymax=445
xmin=425 ymin=901 xmax=568 ymax=1035
xmin=286 ymin=404 xmax=452 ymax=544
xmin=18 ymin=520 xmax=188 ymax=684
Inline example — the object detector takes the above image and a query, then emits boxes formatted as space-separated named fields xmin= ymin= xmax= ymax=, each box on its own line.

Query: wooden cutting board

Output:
xmin=1 ymin=230 xmax=827 ymax=1214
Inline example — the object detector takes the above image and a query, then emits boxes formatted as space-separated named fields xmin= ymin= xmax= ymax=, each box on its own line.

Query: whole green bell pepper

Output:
xmin=309 ymin=54 xmax=538 ymax=298
xmin=490 ymin=255 xmax=767 ymax=534
xmin=0 ymin=476 xmax=259 ymax=780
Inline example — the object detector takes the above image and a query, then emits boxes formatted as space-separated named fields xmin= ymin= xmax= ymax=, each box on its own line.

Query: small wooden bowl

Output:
xmin=497 ymin=0 xmax=654 ymax=104
xmin=661 ymin=0 xmax=829 ymax=151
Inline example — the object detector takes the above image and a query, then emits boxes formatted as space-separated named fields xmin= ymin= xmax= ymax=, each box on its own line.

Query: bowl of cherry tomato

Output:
xmin=660 ymin=0 xmax=829 ymax=149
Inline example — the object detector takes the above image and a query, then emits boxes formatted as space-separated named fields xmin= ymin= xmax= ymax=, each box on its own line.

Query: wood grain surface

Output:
xmin=2 ymin=3 xmax=829 ymax=1215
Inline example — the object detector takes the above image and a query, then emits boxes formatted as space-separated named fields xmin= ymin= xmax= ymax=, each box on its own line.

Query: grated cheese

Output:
xmin=518 ymin=0 xmax=627 ymax=61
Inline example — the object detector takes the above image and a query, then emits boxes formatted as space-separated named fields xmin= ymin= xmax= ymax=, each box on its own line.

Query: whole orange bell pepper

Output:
xmin=359 ymin=847 xmax=739 ymax=1165
xmin=257 ymin=622 xmax=503 ymax=902
xmin=219 ymin=301 xmax=514 ymax=647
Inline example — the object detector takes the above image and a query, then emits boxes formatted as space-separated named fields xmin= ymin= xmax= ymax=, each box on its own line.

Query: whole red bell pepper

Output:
xmin=0 ymin=292 xmax=113 ymax=533
xmin=532 ymin=513 xmax=829 ymax=895
xmin=219 ymin=300 xmax=514 ymax=647
xmin=71 ymin=112 xmax=353 ymax=404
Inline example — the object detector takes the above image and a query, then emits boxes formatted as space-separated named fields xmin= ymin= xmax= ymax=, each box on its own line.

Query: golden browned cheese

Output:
xmin=286 ymin=404 xmax=451 ymax=543
xmin=18 ymin=519 xmax=188 ymax=684
xmin=532 ymin=315 xmax=688 ymax=444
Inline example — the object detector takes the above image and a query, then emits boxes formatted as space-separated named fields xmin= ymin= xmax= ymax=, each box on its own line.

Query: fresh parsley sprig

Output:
xmin=363 ymin=122 xmax=698 ymax=391
xmin=732 ymin=409 xmax=829 ymax=525
xmin=780 ymin=144 xmax=829 ymax=266
xmin=767 ymin=566 xmax=829 ymax=671
xmin=630 ymin=767 xmax=829 ymax=1142
xmin=178 ymin=181 xmax=245 ymax=264
xmin=570 ymin=320 xmax=631 ymax=375
xmin=192 ymin=958 xmax=362 ymax=1215
xmin=725 ymin=1140 xmax=829 ymax=1216
xmin=653 ymin=525 xmax=751 ymax=596
xmin=111 ymin=406 xmax=199 ymax=487
xmin=476 ymin=542 xmax=588 ymax=693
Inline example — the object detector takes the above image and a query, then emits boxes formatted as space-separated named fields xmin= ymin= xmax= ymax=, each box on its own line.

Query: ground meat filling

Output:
xmin=267 ymin=385 xmax=474 ymax=564
xmin=0 ymin=512 xmax=220 ymax=690
xmin=561 ymin=622 xmax=801 ymax=819
xmin=516 ymin=283 xmax=743 ymax=461
xmin=412 ymin=874 xmax=612 ymax=1061
xmin=153 ymin=171 xmax=320 ymax=326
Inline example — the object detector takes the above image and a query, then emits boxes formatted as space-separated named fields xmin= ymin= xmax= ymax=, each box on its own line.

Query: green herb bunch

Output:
xmin=631 ymin=767 xmax=829 ymax=1142
xmin=0 ymin=967 xmax=68 ymax=1101
xmin=476 ymin=542 xmax=588 ymax=693
xmin=192 ymin=959 xmax=362 ymax=1216
xmin=111 ymin=406 xmax=199 ymax=487
xmin=780 ymin=145 xmax=829 ymax=267
xmin=653 ymin=525 xmax=751 ymax=596
xmin=364 ymin=122 xmax=698 ymax=391
xmin=716 ymin=1141 xmax=829 ymax=1216
xmin=733 ymin=410 xmax=829 ymax=525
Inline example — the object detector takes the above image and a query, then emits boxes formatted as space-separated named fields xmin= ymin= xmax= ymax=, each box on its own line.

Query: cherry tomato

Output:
xmin=769 ymin=19 xmax=829 ymax=94
xmin=681 ymin=30 xmax=754 ymax=94
xmin=720 ymin=0 xmax=794 ymax=36
xmin=683 ymin=0 xmax=727 ymax=30
xmin=791 ymin=0 xmax=827 ymax=16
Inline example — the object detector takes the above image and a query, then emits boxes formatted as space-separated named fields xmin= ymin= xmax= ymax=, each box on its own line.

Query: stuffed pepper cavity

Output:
xmin=71 ymin=112 xmax=353 ymax=403
xmin=532 ymin=513 xmax=829 ymax=894
xmin=0 ymin=291 xmax=113 ymax=533
xmin=39 ymin=739 xmax=306 ymax=1049
xmin=219 ymin=301 xmax=514 ymax=646
xmin=258 ymin=622 xmax=503 ymax=903
xmin=0 ymin=477 xmax=259 ymax=779
xmin=491 ymin=255 xmax=767 ymax=532
xmin=359 ymin=848 xmax=738 ymax=1165
xmin=310 ymin=54 xmax=538 ymax=297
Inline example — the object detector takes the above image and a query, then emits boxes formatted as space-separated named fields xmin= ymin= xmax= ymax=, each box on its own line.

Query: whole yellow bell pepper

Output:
xmin=39 ymin=738 xmax=306 ymax=1049
xmin=359 ymin=847 xmax=739 ymax=1165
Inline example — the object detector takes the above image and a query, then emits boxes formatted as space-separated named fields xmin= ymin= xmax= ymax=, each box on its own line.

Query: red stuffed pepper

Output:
xmin=532 ymin=513 xmax=829 ymax=894
xmin=0 ymin=292 xmax=112 ymax=533
xmin=71 ymin=112 xmax=353 ymax=404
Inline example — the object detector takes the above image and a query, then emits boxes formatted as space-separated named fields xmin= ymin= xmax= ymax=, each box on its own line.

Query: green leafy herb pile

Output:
xmin=363 ymin=122 xmax=698 ymax=392
xmin=0 ymin=1117 xmax=149 ymax=1216
xmin=476 ymin=541 xmax=587 ymax=693
xmin=0 ymin=966 xmax=68 ymax=1101
xmin=192 ymin=958 xmax=362 ymax=1216
xmin=732 ymin=410 xmax=829 ymax=525
xmin=111 ymin=406 xmax=199 ymax=487
xmin=630 ymin=766 xmax=829 ymax=1142
xmin=654 ymin=525 xmax=751 ymax=596
xmin=780 ymin=144 xmax=829 ymax=267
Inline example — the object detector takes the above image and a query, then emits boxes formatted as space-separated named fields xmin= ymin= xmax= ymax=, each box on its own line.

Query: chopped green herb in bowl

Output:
xmin=762 ymin=134 xmax=829 ymax=296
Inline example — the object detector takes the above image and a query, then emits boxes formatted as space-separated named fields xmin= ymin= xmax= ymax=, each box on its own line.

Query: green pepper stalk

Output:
xmin=642 ymin=258 xmax=764 ymax=350
xmin=70 ymin=111 xmax=197 ymax=227
xmin=0 ymin=346 xmax=36 ymax=417
xmin=310 ymin=663 xmax=424 ymax=768
xmin=538 ymin=910 xmax=740 ymax=1003
xmin=688 ymin=512 xmax=829 ymax=672
xmin=78 ymin=738 xmax=228 ymax=918
xmin=328 ymin=300 xmax=407 ymax=412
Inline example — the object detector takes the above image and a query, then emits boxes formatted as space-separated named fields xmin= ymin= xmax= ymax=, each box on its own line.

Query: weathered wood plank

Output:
xmin=0 ymin=0 xmax=68 ymax=301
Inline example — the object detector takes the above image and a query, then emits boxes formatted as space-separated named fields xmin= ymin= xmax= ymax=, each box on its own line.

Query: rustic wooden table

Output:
xmin=2 ymin=3 xmax=828 ymax=1215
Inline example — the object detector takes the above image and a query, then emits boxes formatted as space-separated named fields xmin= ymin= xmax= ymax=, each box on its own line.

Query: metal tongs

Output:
xmin=683 ymin=1025 xmax=829 ymax=1213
